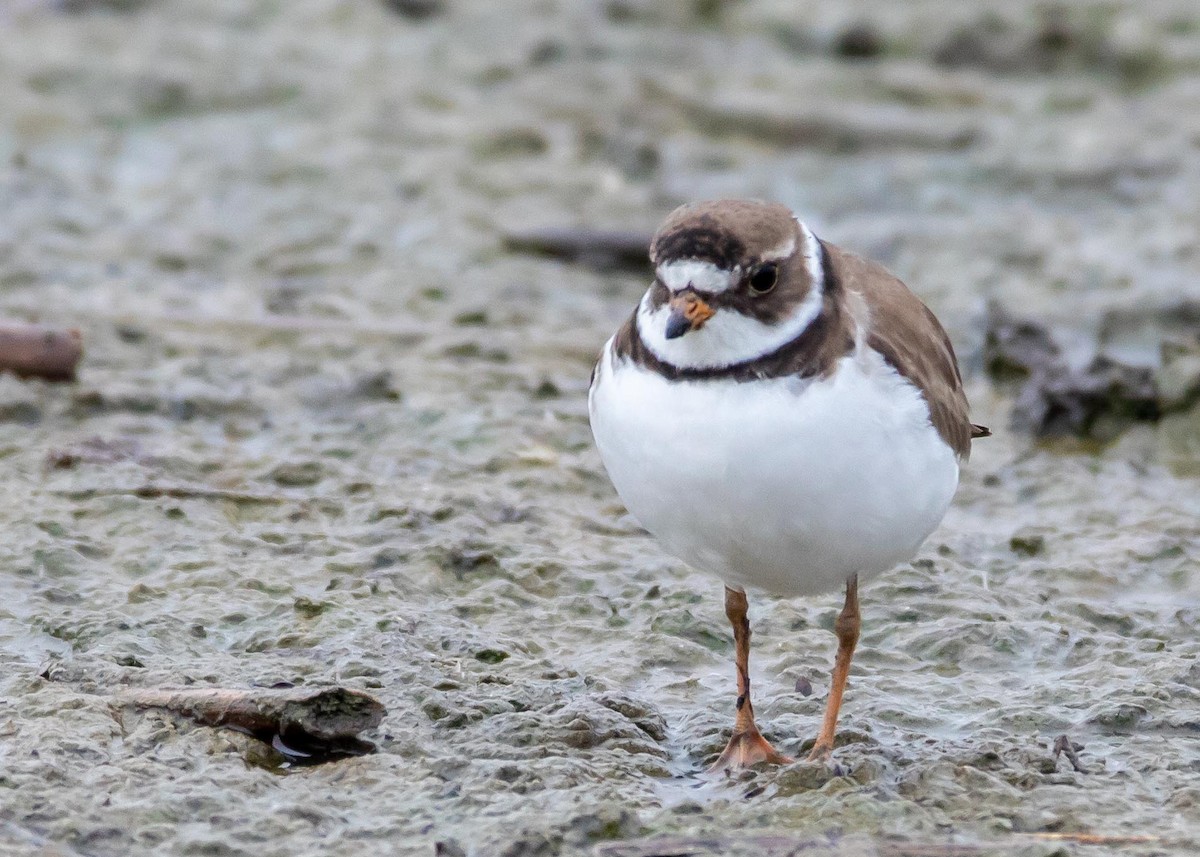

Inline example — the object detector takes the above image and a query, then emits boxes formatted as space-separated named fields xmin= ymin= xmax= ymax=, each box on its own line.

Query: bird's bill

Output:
xmin=664 ymin=293 xmax=715 ymax=340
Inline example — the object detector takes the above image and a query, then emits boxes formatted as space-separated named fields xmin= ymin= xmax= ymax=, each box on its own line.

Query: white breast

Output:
xmin=588 ymin=345 xmax=960 ymax=596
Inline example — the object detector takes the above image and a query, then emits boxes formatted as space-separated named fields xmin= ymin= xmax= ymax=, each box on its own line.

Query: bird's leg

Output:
xmin=710 ymin=586 xmax=793 ymax=771
xmin=807 ymin=575 xmax=860 ymax=762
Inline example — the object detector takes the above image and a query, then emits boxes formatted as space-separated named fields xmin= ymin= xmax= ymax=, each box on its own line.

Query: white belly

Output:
xmin=588 ymin=345 xmax=960 ymax=596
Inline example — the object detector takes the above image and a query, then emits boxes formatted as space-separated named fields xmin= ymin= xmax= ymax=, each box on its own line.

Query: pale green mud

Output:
xmin=0 ymin=2 xmax=1198 ymax=856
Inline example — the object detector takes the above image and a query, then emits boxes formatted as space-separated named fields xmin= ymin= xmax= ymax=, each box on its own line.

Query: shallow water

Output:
xmin=1 ymin=2 xmax=1199 ymax=856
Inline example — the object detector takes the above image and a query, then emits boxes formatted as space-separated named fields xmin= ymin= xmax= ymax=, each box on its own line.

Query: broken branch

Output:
xmin=116 ymin=686 xmax=385 ymax=760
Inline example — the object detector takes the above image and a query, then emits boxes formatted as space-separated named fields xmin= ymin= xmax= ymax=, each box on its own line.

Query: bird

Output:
xmin=588 ymin=199 xmax=988 ymax=770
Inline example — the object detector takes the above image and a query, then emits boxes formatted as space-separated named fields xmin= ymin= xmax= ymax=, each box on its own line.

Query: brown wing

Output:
xmin=824 ymin=243 xmax=983 ymax=459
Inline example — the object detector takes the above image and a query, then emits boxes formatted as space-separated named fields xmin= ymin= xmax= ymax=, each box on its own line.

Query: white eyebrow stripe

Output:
xmin=656 ymin=259 xmax=739 ymax=294
xmin=760 ymin=235 xmax=796 ymax=261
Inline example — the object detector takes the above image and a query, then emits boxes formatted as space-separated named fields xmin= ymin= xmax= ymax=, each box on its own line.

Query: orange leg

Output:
xmin=710 ymin=586 xmax=793 ymax=771
xmin=807 ymin=575 xmax=860 ymax=762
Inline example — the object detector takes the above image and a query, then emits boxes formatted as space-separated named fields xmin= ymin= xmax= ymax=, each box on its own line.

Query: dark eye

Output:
xmin=748 ymin=264 xmax=778 ymax=295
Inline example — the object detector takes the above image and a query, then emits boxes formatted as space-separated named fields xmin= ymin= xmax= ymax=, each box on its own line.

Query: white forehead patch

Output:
xmin=656 ymin=259 xmax=739 ymax=295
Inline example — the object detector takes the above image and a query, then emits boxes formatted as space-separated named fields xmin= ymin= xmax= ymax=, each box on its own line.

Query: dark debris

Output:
xmin=985 ymin=303 xmax=1199 ymax=440
xmin=1053 ymin=734 xmax=1088 ymax=773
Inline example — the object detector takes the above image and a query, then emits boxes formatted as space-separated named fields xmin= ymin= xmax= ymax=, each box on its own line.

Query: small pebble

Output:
xmin=834 ymin=22 xmax=884 ymax=59
xmin=382 ymin=0 xmax=445 ymax=20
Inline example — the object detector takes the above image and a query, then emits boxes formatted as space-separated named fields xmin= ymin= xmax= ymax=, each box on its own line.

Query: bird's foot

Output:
xmin=709 ymin=727 xmax=793 ymax=772
xmin=805 ymin=740 xmax=832 ymax=764
xmin=805 ymin=740 xmax=849 ymax=777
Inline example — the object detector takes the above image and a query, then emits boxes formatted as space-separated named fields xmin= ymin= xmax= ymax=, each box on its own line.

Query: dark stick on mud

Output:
xmin=0 ymin=323 xmax=83 ymax=382
xmin=56 ymin=484 xmax=287 ymax=505
xmin=502 ymin=228 xmax=653 ymax=272
xmin=116 ymin=687 xmax=385 ymax=754
xmin=1052 ymin=734 xmax=1088 ymax=773
xmin=1027 ymin=832 xmax=1162 ymax=846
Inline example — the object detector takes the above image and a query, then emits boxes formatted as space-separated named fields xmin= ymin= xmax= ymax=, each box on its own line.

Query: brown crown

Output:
xmin=650 ymin=200 xmax=799 ymax=269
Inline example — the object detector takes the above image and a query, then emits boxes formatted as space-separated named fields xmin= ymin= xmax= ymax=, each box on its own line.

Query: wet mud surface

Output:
xmin=1 ymin=2 xmax=1199 ymax=856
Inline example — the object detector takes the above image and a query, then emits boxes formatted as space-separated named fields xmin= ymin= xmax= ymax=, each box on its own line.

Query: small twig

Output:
xmin=1052 ymin=734 xmax=1089 ymax=773
xmin=0 ymin=322 xmax=82 ymax=382
xmin=1025 ymin=832 xmax=1161 ymax=845
xmin=54 ymin=484 xmax=286 ymax=504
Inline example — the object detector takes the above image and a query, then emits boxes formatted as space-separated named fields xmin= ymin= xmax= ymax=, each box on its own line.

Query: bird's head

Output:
xmin=637 ymin=199 xmax=828 ymax=371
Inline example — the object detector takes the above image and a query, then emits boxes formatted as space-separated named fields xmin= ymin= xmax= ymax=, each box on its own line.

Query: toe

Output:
xmin=709 ymin=729 xmax=793 ymax=772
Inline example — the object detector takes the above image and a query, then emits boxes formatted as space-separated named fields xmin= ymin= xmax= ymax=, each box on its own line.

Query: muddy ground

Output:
xmin=1 ymin=1 xmax=1199 ymax=855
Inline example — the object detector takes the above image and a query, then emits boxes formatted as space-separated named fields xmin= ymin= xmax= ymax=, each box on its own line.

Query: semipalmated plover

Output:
xmin=589 ymin=200 xmax=988 ymax=770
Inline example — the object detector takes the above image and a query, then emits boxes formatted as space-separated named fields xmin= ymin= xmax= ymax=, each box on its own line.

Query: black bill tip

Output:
xmin=664 ymin=311 xmax=690 ymax=340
